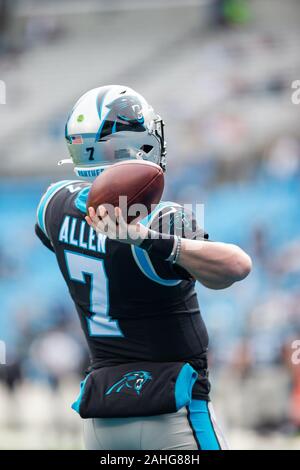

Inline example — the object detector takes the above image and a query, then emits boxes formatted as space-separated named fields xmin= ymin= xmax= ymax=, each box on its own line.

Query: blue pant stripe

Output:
xmin=187 ymin=400 xmax=221 ymax=450
xmin=186 ymin=406 xmax=201 ymax=450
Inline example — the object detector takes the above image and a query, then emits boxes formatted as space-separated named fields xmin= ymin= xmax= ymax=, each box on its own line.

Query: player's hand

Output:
xmin=85 ymin=206 xmax=149 ymax=245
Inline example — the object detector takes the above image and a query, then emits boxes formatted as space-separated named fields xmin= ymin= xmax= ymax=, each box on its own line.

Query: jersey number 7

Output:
xmin=65 ymin=251 xmax=123 ymax=337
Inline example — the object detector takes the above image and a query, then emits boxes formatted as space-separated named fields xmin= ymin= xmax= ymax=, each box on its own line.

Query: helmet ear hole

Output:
xmin=140 ymin=144 xmax=153 ymax=154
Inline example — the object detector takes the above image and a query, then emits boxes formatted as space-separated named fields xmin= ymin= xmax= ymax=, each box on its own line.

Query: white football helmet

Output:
xmin=60 ymin=85 xmax=167 ymax=180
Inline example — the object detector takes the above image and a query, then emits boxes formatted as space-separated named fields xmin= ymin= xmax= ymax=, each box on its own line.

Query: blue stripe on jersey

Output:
xmin=71 ymin=373 xmax=91 ymax=414
xmin=131 ymin=245 xmax=180 ymax=286
xmin=36 ymin=180 xmax=77 ymax=237
xmin=174 ymin=363 xmax=198 ymax=410
xmin=75 ymin=186 xmax=90 ymax=213
xmin=187 ymin=400 xmax=221 ymax=450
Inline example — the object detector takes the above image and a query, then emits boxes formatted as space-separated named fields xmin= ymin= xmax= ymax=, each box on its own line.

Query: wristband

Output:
xmin=172 ymin=236 xmax=182 ymax=264
xmin=139 ymin=229 xmax=177 ymax=260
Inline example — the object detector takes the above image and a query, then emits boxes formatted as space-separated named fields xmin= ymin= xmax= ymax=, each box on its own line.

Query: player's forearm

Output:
xmin=177 ymin=238 xmax=252 ymax=289
xmin=86 ymin=206 xmax=252 ymax=289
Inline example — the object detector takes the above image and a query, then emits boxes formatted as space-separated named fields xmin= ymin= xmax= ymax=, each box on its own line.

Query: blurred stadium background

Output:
xmin=0 ymin=0 xmax=300 ymax=450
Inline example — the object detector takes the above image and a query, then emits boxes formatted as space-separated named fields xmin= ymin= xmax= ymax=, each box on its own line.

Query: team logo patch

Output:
xmin=105 ymin=370 xmax=152 ymax=396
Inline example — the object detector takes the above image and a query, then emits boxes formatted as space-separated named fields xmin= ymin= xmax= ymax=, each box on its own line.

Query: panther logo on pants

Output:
xmin=105 ymin=370 xmax=152 ymax=396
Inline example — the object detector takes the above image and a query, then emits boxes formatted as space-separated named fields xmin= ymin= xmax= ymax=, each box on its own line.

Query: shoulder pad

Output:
xmin=36 ymin=180 xmax=82 ymax=236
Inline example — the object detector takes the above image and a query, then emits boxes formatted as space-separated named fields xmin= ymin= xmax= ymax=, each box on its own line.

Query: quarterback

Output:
xmin=35 ymin=85 xmax=252 ymax=450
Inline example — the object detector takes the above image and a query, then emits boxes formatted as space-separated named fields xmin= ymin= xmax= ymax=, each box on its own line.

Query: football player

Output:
xmin=35 ymin=85 xmax=252 ymax=450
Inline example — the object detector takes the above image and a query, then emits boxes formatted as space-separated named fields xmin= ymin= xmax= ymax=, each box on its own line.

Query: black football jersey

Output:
xmin=36 ymin=180 xmax=210 ymax=399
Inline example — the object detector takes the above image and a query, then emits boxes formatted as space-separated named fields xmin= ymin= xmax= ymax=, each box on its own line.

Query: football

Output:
xmin=87 ymin=160 xmax=164 ymax=221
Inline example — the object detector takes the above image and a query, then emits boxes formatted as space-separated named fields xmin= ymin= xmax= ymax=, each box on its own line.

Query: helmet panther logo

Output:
xmin=97 ymin=95 xmax=146 ymax=141
xmin=105 ymin=370 xmax=152 ymax=396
